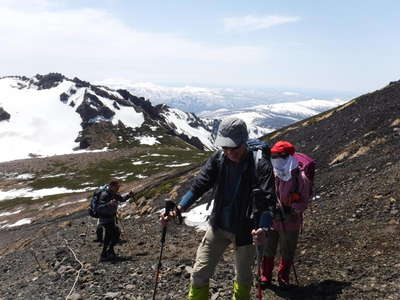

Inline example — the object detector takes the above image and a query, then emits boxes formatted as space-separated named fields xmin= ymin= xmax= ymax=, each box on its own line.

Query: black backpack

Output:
xmin=88 ymin=185 xmax=107 ymax=218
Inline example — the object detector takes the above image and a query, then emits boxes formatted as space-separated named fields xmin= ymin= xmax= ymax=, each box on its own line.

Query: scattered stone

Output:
xmin=104 ymin=291 xmax=121 ymax=299
xmin=66 ymin=293 xmax=82 ymax=300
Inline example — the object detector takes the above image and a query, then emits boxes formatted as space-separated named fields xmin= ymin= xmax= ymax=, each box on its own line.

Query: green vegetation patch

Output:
xmin=0 ymin=193 xmax=73 ymax=211
xmin=28 ymin=148 xmax=208 ymax=191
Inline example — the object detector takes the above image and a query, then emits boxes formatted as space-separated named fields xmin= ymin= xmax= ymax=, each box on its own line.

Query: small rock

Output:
xmin=66 ymin=293 xmax=82 ymax=300
xmin=48 ymin=271 xmax=60 ymax=281
xmin=125 ymin=284 xmax=134 ymax=290
xmin=104 ymin=292 xmax=121 ymax=299
xmin=57 ymin=265 xmax=68 ymax=275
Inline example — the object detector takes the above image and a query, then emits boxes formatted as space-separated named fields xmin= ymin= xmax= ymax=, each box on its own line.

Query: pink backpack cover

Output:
xmin=293 ymin=152 xmax=316 ymax=196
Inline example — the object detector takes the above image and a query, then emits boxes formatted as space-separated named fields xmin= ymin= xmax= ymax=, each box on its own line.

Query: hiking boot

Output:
xmin=99 ymin=252 xmax=109 ymax=262
xmin=258 ymin=279 xmax=272 ymax=290
xmin=277 ymin=257 xmax=292 ymax=287
xmin=260 ymin=256 xmax=274 ymax=290
xmin=106 ymin=248 xmax=117 ymax=261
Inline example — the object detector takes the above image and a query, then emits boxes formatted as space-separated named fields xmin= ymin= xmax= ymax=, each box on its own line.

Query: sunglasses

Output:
xmin=222 ymin=144 xmax=242 ymax=151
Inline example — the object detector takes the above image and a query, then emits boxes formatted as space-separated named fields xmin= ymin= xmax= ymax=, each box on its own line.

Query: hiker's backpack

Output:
xmin=292 ymin=152 xmax=316 ymax=200
xmin=88 ymin=185 xmax=107 ymax=218
xmin=247 ymin=138 xmax=271 ymax=170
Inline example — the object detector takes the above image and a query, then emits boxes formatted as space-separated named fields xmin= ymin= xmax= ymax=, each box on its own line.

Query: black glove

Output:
xmin=275 ymin=206 xmax=293 ymax=221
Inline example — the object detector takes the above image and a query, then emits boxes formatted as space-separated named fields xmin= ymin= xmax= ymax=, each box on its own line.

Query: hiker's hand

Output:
xmin=252 ymin=228 xmax=266 ymax=245
xmin=159 ymin=206 xmax=182 ymax=226
xmin=110 ymin=199 xmax=118 ymax=206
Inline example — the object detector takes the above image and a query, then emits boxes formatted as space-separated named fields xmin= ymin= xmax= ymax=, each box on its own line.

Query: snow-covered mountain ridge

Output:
xmin=0 ymin=74 xmax=215 ymax=162
xmin=201 ymin=98 xmax=345 ymax=138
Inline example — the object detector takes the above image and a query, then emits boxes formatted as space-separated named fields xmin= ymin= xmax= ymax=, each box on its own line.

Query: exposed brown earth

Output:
xmin=0 ymin=81 xmax=399 ymax=299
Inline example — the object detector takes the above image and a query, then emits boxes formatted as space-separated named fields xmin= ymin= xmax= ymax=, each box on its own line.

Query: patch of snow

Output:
xmin=0 ymin=209 xmax=22 ymax=217
xmin=4 ymin=218 xmax=32 ymax=228
xmin=165 ymin=163 xmax=191 ymax=167
xmin=161 ymin=108 xmax=215 ymax=150
xmin=40 ymin=173 xmax=68 ymax=179
xmin=0 ymin=187 xmax=92 ymax=201
xmin=135 ymin=135 xmax=160 ymax=145
xmin=135 ymin=174 xmax=148 ymax=179
xmin=113 ymin=172 xmax=135 ymax=180
xmin=0 ymin=79 xmax=84 ymax=162
xmin=132 ymin=160 xmax=148 ymax=165
xmin=183 ymin=201 xmax=214 ymax=231
xmin=94 ymin=93 xmax=144 ymax=129
xmin=16 ymin=173 xmax=35 ymax=180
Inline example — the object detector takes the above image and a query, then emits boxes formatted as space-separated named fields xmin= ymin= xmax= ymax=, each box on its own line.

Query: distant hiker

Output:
xmin=161 ymin=117 xmax=276 ymax=300
xmin=260 ymin=141 xmax=312 ymax=288
xmin=94 ymin=179 xmax=134 ymax=262
xmin=93 ymin=219 xmax=122 ymax=244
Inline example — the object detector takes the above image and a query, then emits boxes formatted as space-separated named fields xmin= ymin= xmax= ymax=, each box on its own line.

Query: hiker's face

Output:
xmin=110 ymin=184 xmax=120 ymax=193
xmin=223 ymin=143 xmax=246 ymax=163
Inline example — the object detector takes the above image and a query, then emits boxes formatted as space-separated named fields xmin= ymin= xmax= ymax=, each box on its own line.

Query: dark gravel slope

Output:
xmin=0 ymin=81 xmax=399 ymax=300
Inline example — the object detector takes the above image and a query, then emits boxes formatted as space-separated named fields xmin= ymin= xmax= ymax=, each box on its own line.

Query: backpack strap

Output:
xmin=206 ymin=150 xmax=224 ymax=211
xmin=252 ymin=149 xmax=262 ymax=185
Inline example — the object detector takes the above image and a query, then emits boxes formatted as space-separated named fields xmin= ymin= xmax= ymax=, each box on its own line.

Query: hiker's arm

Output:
xmin=177 ymin=190 xmax=197 ymax=212
xmin=291 ymin=172 xmax=310 ymax=213
xmin=120 ymin=190 xmax=134 ymax=202
xmin=114 ymin=193 xmax=128 ymax=202
xmin=179 ymin=151 xmax=220 ymax=211
xmin=257 ymin=159 xmax=277 ymax=211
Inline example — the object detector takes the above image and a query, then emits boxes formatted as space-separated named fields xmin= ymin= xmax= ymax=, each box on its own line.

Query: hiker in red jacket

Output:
xmin=260 ymin=141 xmax=311 ymax=288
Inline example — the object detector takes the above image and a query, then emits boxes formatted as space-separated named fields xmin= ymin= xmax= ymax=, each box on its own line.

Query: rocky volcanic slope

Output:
xmin=0 ymin=80 xmax=399 ymax=300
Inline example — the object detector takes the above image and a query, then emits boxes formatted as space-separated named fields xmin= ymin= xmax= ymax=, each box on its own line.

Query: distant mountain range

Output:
xmin=97 ymin=79 xmax=348 ymax=138
xmin=97 ymin=79 xmax=353 ymax=113
xmin=0 ymin=73 xmax=348 ymax=162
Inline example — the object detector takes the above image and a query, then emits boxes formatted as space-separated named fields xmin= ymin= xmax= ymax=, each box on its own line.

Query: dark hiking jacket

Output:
xmin=181 ymin=149 xmax=276 ymax=246
xmin=97 ymin=185 xmax=130 ymax=225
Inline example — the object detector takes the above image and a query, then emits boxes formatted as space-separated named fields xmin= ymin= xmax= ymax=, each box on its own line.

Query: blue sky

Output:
xmin=0 ymin=0 xmax=399 ymax=94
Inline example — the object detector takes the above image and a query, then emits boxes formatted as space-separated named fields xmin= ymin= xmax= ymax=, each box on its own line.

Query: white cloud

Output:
xmin=0 ymin=6 xmax=268 ymax=85
xmin=0 ymin=0 xmax=64 ymax=10
xmin=223 ymin=15 xmax=301 ymax=33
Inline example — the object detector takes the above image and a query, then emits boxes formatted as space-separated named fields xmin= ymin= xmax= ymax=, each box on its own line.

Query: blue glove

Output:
xmin=259 ymin=211 xmax=273 ymax=228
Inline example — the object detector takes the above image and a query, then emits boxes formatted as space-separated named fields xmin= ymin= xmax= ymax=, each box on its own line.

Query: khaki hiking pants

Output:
xmin=263 ymin=229 xmax=299 ymax=261
xmin=191 ymin=226 xmax=255 ymax=288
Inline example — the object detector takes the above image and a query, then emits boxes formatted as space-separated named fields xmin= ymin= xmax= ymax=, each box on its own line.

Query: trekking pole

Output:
xmin=277 ymin=199 xmax=300 ymax=286
xmin=152 ymin=199 xmax=176 ymax=300
xmin=255 ymin=232 xmax=264 ymax=300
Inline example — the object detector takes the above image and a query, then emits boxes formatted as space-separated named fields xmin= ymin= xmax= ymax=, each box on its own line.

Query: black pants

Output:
xmin=102 ymin=223 xmax=120 ymax=253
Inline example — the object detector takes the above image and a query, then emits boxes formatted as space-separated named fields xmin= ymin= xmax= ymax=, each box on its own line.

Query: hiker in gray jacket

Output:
xmin=161 ymin=118 xmax=276 ymax=300
xmin=97 ymin=179 xmax=134 ymax=262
